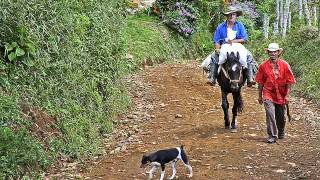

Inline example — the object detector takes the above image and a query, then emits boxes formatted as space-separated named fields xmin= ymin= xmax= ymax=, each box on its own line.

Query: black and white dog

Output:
xmin=140 ymin=145 xmax=193 ymax=180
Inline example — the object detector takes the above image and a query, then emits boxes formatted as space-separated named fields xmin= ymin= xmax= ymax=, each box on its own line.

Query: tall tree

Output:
xmin=304 ymin=0 xmax=312 ymax=25
xmin=318 ymin=0 xmax=320 ymax=36
xmin=282 ymin=0 xmax=291 ymax=37
xmin=288 ymin=11 xmax=292 ymax=31
xmin=280 ymin=0 xmax=284 ymax=31
xmin=273 ymin=0 xmax=280 ymax=35
xmin=299 ymin=0 xmax=303 ymax=19
xmin=312 ymin=0 xmax=317 ymax=26
xmin=263 ymin=14 xmax=269 ymax=38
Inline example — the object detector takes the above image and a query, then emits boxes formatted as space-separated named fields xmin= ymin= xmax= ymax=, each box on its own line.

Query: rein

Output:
xmin=221 ymin=66 xmax=243 ymax=83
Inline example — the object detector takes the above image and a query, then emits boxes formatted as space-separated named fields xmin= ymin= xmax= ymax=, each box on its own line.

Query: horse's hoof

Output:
xmin=231 ymin=128 xmax=238 ymax=133
xmin=225 ymin=126 xmax=231 ymax=129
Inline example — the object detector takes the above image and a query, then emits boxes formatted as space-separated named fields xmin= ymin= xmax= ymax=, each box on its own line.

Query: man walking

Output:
xmin=255 ymin=43 xmax=296 ymax=143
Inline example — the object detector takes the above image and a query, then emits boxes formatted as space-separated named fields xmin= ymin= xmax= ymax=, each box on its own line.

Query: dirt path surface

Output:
xmin=84 ymin=61 xmax=320 ymax=180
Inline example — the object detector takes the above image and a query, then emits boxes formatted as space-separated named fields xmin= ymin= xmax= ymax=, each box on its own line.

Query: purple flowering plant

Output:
xmin=154 ymin=0 xmax=199 ymax=38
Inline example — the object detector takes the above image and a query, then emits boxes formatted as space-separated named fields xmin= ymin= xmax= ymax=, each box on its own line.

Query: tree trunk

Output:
xmin=299 ymin=0 xmax=303 ymax=19
xmin=304 ymin=0 xmax=312 ymax=26
xmin=273 ymin=0 xmax=280 ymax=35
xmin=263 ymin=14 xmax=269 ymax=39
xmin=283 ymin=0 xmax=291 ymax=37
xmin=280 ymin=0 xmax=284 ymax=32
xmin=313 ymin=1 xmax=317 ymax=26
xmin=318 ymin=0 xmax=320 ymax=36
xmin=288 ymin=11 xmax=292 ymax=32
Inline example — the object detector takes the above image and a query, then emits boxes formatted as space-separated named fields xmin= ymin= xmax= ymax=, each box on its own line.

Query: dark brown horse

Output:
xmin=217 ymin=51 xmax=247 ymax=132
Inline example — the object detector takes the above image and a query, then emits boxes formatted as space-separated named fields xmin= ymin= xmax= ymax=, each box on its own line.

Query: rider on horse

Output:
xmin=208 ymin=6 xmax=256 ymax=87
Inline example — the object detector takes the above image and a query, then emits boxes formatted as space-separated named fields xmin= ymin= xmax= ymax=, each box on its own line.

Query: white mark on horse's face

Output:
xmin=232 ymin=64 xmax=238 ymax=72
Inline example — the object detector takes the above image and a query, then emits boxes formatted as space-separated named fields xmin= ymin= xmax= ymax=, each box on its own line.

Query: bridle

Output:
xmin=221 ymin=65 xmax=243 ymax=83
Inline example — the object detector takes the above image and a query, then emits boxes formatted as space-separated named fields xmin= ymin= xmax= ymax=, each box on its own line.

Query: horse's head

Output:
xmin=222 ymin=51 xmax=243 ymax=91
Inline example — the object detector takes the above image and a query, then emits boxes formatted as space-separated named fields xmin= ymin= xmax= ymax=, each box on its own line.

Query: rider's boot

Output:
xmin=208 ymin=62 xmax=219 ymax=86
xmin=246 ymin=62 xmax=256 ymax=87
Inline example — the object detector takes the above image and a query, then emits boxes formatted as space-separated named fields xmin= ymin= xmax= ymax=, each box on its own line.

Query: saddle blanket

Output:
xmin=218 ymin=43 xmax=248 ymax=68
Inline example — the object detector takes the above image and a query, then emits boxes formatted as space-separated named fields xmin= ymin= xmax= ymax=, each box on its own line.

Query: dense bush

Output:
xmin=154 ymin=0 xmax=200 ymax=38
xmin=123 ymin=15 xmax=202 ymax=64
xmin=0 ymin=0 xmax=129 ymax=178
xmin=0 ymin=93 xmax=49 ymax=178
xmin=0 ymin=0 xmax=212 ymax=177
xmin=282 ymin=27 xmax=320 ymax=102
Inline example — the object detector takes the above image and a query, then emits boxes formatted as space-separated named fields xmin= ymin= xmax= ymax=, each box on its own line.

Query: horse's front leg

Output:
xmin=231 ymin=91 xmax=241 ymax=132
xmin=221 ymin=91 xmax=230 ymax=129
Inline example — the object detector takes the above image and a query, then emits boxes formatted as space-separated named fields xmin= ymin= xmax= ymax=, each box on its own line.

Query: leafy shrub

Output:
xmin=0 ymin=93 xmax=49 ymax=179
xmin=123 ymin=15 xmax=201 ymax=64
xmin=282 ymin=27 xmax=320 ymax=102
xmin=0 ymin=127 xmax=49 ymax=179
xmin=154 ymin=0 xmax=199 ymax=38
xmin=3 ymin=28 xmax=36 ymax=64
xmin=0 ymin=0 xmax=129 ymax=177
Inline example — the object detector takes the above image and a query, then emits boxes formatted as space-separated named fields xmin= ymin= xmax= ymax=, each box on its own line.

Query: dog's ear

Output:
xmin=142 ymin=154 xmax=150 ymax=162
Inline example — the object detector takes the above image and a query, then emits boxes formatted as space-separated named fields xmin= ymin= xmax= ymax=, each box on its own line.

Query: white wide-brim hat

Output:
xmin=222 ymin=6 xmax=243 ymax=16
xmin=265 ymin=43 xmax=284 ymax=54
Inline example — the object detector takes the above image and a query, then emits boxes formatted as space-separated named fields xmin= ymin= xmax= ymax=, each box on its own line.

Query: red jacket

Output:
xmin=256 ymin=59 xmax=296 ymax=105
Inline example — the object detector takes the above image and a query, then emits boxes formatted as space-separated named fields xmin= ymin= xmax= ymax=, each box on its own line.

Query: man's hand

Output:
xmin=227 ymin=39 xmax=233 ymax=44
xmin=258 ymin=96 xmax=263 ymax=105
xmin=285 ymin=95 xmax=290 ymax=103
xmin=258 ymin=84 xmax=263 ymax=105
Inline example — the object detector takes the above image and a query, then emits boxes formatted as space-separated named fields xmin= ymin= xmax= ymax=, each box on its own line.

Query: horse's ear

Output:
xmin=227 ymin=52 xmax=229 ymax=58
xmin=236 ymin=52 xmax=240 ymax=60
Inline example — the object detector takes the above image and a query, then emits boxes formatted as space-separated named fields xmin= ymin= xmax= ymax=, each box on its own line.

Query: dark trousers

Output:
xmin=263 ymin=100 xmax=286 ymax=137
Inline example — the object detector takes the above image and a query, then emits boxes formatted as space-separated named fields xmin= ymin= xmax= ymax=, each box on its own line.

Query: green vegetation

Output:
xmin=0 ymin=1 xmax=210 ymax=178
xmin=283 ymin=27 xmax=320 ymax=101
xmin=122 ymin=14 xmax=211 ymax=65
xmin=0 ymin=0 xmax=130 ymax=178
xmin=0 ymin=0 xmax=319 ymax=178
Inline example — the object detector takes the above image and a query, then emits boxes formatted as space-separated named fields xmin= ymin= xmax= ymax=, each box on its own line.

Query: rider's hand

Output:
xmin=215 ymin=49 xmax=220 ymax=55
xmin=227 ymin=39 xmax=233 ymax=44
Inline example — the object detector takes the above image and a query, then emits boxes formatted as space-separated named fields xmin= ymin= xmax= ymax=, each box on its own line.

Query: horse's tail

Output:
xmin=236 ymin=93 xmax=244 ymax=113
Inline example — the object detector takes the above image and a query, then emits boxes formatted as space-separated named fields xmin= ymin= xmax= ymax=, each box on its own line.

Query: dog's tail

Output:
xmin=180 ymin=146 xmax=190 ymax=165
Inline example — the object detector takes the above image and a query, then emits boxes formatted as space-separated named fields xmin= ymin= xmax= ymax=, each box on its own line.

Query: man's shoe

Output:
xmin=206 ymin=81 xmax=216 ymax=86
xmin=278 ymin=132 xmax=285 ymax=139
xmin=267 ymin=136 xmax=276 ymax=143
xmin=247 ymin=81 xmax=256 ymax=87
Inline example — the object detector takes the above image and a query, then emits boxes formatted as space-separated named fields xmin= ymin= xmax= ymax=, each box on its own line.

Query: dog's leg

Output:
xmin=169 ymin=160 xmax=177 ymax=180
xmin=180 ymin=150 xmax=193 ymax=178
xmin=147 ymin=165 xmax=158 ymax=180
xmin=159 ymin=164 xmax=165 ymax=180
xmin=184 ymin=164 xmax=193 ymax=178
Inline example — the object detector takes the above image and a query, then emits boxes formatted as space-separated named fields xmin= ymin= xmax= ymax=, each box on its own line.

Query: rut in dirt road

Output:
xmin=85 ymin=61 xmax=320 ymax=180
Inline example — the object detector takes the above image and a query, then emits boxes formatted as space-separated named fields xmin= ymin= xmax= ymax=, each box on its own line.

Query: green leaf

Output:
xmin=15 ymin=47 xmax=25 ymax=57
xmin=25 ymin=42 xmax=36 ymax=56
xmin=23 ymin=57 xmax=34 ymax=67
xmin=8 ymin=52 xmax=16 ymax=62
xmin=5 ymin=42 xmax=15 ymax=52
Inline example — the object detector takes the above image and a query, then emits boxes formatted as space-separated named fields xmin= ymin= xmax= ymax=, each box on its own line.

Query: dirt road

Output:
xmin=84 ymin=61 xmax=320 ymax=180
